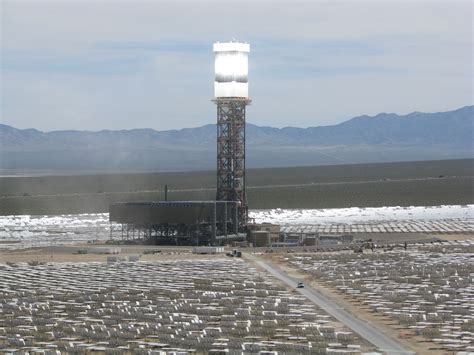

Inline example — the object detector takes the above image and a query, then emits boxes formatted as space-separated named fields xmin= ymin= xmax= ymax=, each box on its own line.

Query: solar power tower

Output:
xmin=213 ymin=42 xmax=250 ymax=228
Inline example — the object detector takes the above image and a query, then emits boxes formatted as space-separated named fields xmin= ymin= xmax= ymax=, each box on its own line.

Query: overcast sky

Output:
xmin=1 ymin=0 xmax=472 ymax=131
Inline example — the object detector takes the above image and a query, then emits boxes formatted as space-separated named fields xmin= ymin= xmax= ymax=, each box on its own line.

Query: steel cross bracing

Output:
xmin=215 ymin=98 xmax=250 ymax=227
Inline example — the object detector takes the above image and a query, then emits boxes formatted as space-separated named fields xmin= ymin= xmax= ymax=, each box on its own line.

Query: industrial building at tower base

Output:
xmin=109 ymin=200 xmax=245 ymax=245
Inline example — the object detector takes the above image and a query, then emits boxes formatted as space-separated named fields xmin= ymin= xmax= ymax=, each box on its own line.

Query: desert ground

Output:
xmin=1 ymin=247 xmax=379 ymax=354
xmin=264 ymin=239 xmax=474 ymax=354
xmin=1 ymin=159 xmax=472 ymax=215
xmin=2 ymin=235 xmax=473 ymax=354
xmin=0 ymin=159 xmax=472 ymax=353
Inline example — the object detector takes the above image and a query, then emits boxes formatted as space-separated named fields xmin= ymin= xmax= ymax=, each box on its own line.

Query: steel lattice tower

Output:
xmin=213 ymin=42 xmax=250 ymax=228
xmin=215 ymin=97 xmax=250 ymax=225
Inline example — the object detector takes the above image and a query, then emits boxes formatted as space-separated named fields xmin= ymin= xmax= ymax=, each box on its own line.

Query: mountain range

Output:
xmin=1 ymin=106 xmax=472 ymax=173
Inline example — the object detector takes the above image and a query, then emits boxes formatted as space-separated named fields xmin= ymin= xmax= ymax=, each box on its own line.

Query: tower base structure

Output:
xmin=109 ymin=201 xmax=245 ymax=245
xmin=215 ymin=97 xmax=250 ymax=229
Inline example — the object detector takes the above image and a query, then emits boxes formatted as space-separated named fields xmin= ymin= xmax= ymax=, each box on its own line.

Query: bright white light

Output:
xmin=214 ymin=42 xmax=249 ymax=98
xmin=214 ymin=82 xmax=248 ymax=98
xmin=215 ymin=52 xmax=248 ymax=80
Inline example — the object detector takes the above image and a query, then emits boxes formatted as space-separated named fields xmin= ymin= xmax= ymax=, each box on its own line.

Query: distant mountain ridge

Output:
xmin=1 ymin=106 xmax=472 ymax=172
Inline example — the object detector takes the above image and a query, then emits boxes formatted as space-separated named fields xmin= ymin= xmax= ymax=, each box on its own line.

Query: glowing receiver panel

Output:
xmin=214 ymin=42 xmax=249 ymax=98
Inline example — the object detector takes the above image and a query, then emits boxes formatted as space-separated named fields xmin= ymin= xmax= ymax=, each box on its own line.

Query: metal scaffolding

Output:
xmin=215 ymin=97 xmax=250 ymax=228
xmin=109 ymin=201 xmax=243 ymax=245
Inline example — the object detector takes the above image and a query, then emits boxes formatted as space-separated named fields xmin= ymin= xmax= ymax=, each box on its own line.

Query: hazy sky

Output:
xmin=1 ymin=0 xmax=472 ymax=131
